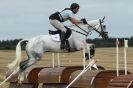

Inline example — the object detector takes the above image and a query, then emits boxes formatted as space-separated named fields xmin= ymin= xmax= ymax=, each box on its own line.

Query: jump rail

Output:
xmin=107 ymin=75 xmax=133 ymax=88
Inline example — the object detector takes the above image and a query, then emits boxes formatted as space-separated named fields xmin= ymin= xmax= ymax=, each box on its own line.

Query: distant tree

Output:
xmin=0 ymin=39 xmax=22 ymax=50
xmin=129 ymin=36 xmax=133 ymax=46
xmin=0 ymin=37 xmax=132 ymax=50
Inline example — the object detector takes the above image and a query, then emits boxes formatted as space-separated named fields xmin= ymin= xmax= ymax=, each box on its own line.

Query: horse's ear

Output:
xmin=101 ymin=16 xmax=105 ymax=23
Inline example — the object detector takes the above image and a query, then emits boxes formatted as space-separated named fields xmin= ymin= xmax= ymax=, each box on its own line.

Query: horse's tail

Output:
xmin=8 ymin=39 xmax=29 ymax=70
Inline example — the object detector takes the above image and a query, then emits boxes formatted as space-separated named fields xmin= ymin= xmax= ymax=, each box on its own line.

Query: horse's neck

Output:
xmin=68 ymin=19 xmax=100 ymax=41
xmin=69 ymin=19 xmax=99 ymax=30
xmin=69 ymin=24 xmax=87 ymax=38
xmin=69 ymin=24 xmax=87 ymax=31
xmin=86 ymin=19 xmax=100 ymax=32
xmin=87 ymin=19 xmax=99 ymax=27
xmin=68 ymin=20 xmax=99 ymax=41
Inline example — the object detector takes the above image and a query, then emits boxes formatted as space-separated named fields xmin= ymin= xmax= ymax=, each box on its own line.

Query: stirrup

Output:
xmin=60 ymin=44 xmax=66 ymax=50
xmin=61 ymin=44 xmax=70 ymax=51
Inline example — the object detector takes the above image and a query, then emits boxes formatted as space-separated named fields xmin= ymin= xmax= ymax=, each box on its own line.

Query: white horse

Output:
xmin=0 ymin=17 xmax=108 ymax=85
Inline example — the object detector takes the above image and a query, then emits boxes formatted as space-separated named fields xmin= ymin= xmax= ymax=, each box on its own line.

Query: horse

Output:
xmin=0 ymin=17 xmax=108 ymax=85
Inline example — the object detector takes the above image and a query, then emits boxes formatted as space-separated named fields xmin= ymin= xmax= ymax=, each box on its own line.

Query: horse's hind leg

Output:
xmin=18 ymin=55 xmax=40 ymax=83
xmin=19 ymin=52 xmax=42 ymax=72
xmin=19 ymin=59 xmax=29 ymax=72
xmin=19 ymin=57 xmax=37 ymax=72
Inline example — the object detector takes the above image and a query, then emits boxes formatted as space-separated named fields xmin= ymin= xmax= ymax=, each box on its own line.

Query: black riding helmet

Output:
xmin=70 ymin=3 xmax=80 ymax=10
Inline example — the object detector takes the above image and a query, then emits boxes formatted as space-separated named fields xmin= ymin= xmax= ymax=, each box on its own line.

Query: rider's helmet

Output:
xmin=70 ymin=3 xmax=80 ymax=10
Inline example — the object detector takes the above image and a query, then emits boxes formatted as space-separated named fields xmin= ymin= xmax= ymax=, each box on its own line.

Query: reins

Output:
xmin=75 ymin=24 xmax=89 ymax=34
xmin=68 ymin=19 xmax=104 ymax=37
xmin=71 ymin=29 xmax=88 ymax=36
xmin=68 ymin=24 xmax=89 ymax=36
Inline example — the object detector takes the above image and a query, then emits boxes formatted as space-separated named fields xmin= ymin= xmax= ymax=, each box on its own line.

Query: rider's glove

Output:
xmin=81 ymin=18 xmax=87 ymax=24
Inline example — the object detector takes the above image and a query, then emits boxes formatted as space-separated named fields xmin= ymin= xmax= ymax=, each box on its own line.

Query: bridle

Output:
xmin=71 ymin=19 xmax=105 ymax=37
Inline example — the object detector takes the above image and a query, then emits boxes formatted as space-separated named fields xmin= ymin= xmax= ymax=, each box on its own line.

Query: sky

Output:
xmin=0 ymin=0 xmax=133 ymax=40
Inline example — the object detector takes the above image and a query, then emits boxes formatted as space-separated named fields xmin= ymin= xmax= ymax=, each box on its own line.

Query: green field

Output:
xmin=0 ymin=47 xmax=133 ymax=88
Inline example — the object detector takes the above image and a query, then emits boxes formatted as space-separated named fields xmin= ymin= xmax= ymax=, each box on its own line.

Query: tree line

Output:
xmin=0 ymin=39 xmax=26 ymax=50
xmin=86 ymin=36 xmax=133 ymax=48
xmin=0 ymin=37 xmax=133 ymax=50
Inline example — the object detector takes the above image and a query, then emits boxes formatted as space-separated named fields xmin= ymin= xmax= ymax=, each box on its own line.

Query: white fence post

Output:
xmin=124 ymin=39 xmax=128 ymax=75
xmin=83 ymin=48 xmax=86 ymax=69
xmin=57 ymin=53 xmax=60 ymax=67
xmin=52 ymin=53 xmax=55 ymax=68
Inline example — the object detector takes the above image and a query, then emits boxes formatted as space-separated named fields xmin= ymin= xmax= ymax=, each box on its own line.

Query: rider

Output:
xmin=49 ymin=3 xmax=87 ymax=50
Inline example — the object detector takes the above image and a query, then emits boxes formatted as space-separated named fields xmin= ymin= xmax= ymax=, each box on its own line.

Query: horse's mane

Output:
xmin=68 ymin=19 xmax=99 ymax=30
xmin=68 ymin=19 xmax=99 ymax=28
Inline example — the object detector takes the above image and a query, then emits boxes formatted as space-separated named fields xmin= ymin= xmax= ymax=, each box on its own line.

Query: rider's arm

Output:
xmin=66 ymin=10 xmax=82 ymax=24
xmin=69 ymin=17 xmax=82 ymax=24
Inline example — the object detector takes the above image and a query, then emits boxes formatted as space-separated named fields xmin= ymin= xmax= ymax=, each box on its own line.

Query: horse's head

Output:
xmin=85 ymin=16 xmax=108 ymax=39
xmin=97 ymin=17 xmax=108 ymax=39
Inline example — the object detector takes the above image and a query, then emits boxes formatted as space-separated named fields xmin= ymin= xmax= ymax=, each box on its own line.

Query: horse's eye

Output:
xmin=103 ymin=25 xmax=106 ymax=28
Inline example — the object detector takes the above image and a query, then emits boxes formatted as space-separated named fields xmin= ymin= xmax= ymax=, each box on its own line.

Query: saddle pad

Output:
xmin=50 ymin=34 xmax=61 ymax=42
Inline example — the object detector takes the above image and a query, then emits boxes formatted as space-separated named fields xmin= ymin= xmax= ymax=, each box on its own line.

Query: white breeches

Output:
xmin=49 ymin=19 xmax=67 ymax=33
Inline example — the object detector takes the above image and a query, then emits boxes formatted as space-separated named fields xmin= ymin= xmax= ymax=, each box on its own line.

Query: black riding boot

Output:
xmin=60 ymin=31 xmax=66 ymax=50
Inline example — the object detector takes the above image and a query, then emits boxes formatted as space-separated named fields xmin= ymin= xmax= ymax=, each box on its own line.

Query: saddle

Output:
xmin=49 ymin=26 xmax=72 ymax=39
xmin=49 ymin=26 xmax=72 ymax=52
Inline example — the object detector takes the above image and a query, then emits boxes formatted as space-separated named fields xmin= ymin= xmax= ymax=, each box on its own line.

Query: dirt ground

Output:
xmin=0 ymin=47 xmax=133 ymax=88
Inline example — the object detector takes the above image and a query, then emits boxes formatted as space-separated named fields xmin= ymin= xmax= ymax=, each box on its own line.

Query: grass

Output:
xmin=0 ymin=47 xmax=133 ymax=88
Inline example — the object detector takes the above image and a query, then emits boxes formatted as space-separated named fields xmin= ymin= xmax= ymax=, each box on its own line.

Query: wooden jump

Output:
xmin=7 ymin=67 xmax=44 ymax=88
xmin=107 ymin=75 xmax=133 ymax=88
xmin=7 ymin=65 xmax=104 ymax=88
xmin=69 ymin=70 xmax=131 ymax=88
xmin=7 ymin=66 xmax=83 ymax=88
xmin=38 ymin=66 xmax=83 ymax=88
xmin=7 ymin=66 xmax=132 ymax=88
xmin=8 ymin=66 xmax=133 ymax=88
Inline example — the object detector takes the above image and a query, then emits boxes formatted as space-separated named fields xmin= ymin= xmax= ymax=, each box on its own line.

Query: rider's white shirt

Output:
xmin=60 ymin=10 xmax=75 ymax=21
